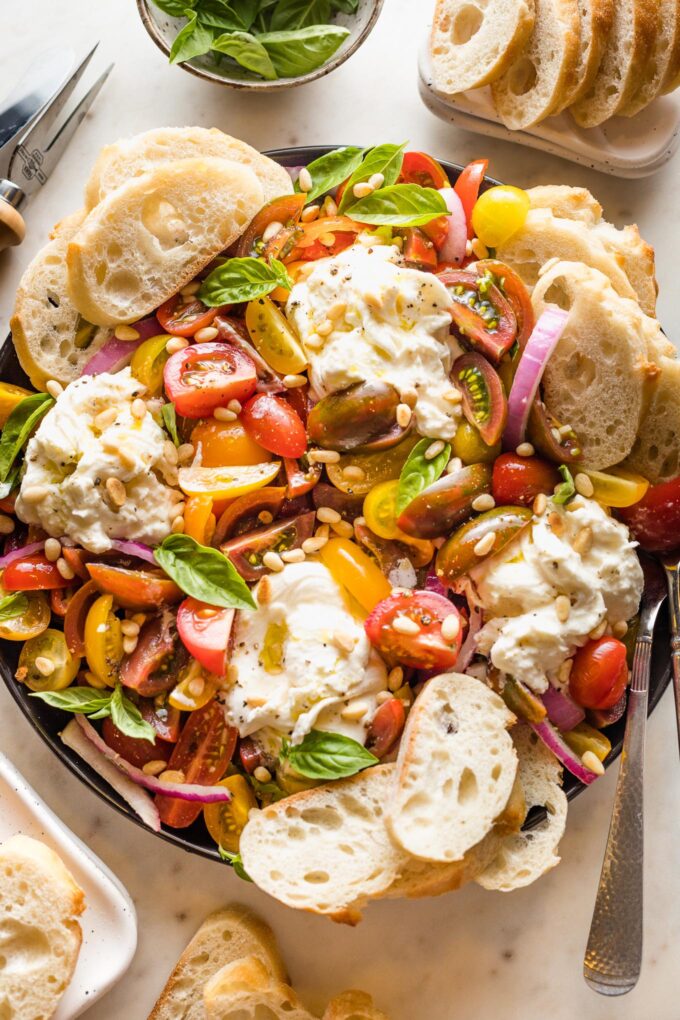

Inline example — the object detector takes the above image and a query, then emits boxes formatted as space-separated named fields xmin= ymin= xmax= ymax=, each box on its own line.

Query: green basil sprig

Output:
xmin=161 ymin=403 xmax=180 ymax=446
xmin=396 ymin=438 xmax=451 ymax=516
xmin=281 ymin=730 xmax=378 ymax=780
xmin=346 ymin=184 xmax=448 ymax=227
xmin=0 ymin=592 xmax=28 ymax=623
xmin=296 ymin=145 xmax=364 ymax=203
xmin=0 ymin=393 xmax=53 ymax=483
xmin=170 ymin=10 xmax=214 ymax=63
xmin=553 ymin=465 xmax=576 ymax=505
xmin=30 ymin=684 xmax=156 ymax=742
xmin=256 ymin=25 xmax=349 ymax=78
xmin=338 ymin=142 xmax=406 ymax=213
xmin=218 ymin=846 xmax=253 ymax=881
xmin=155 ymin=533 xmax=256 ymax=610
xmin=212 ymin=31 xmax=277 ymax=79
xmin=199 ymin=257 xmax=292 ymax=307
xmin=271 ymin=0 xmax=333 ymax=30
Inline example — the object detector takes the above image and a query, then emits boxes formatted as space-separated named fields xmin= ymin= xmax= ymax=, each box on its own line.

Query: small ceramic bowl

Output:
xmin=136 ymin=0 xmax=385 ymax=91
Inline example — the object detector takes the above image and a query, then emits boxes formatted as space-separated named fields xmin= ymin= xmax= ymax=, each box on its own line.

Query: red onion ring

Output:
xmin=504 ymin=308 xmax=569 ymax=450
xmin=530 ymin=718 xmax=599 ymax=784
xmin=0 ymin=540 xmax=44 ymax=568
xmin=81 ymin=336 xmax=145 ymax=377
xmin=109 ymin=540 xmax=157 ymax=565
xmin=541 ymin=685 xmax=585 ymax=732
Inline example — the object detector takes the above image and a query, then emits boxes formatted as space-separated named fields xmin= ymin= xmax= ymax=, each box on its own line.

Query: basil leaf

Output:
xmin=396 ymin=438 xmax=451 ymax=516
xmin=295 ymin=145 xmax=364 ymax=203
xmin=258 ymin=24 xmax=350 ymax=77
xmin=30 ymin=687 xmax=112 ymax=715
xmin=161 ymin=403 xmax=180 ymax=446
xmin=0 ymin=393 xmax=53 ymax=483
xmin=345 ymin=183 xmax=448 ymax=227
xmin=151 ymin=0 xmax=197 ymax=14
xmin=155 ymin=533 xmax=256 ymax=610
xmin=212 ymin=31 xmax=278 ymax=78
xmin=199 ymin=256 xmax=291 ymax=306
xmin=218 ymin=846 xmax=253 ymax=881
xmin=282 ymin=729 xmax=378 ymax=779
xmin=331 ymin=0 xmax=358 ymax=10
xmin=270 ymin=0 xmax=331 ymax=30
xmin=0 ymin=592 xmax=28 ymax=623
xmin=197 ymin=0 xmax=256 ymax=30
xmin=553 ymin=464 xmax=576 ymax=505
xmin=338 ymin=142 xmax=407 ymax=213
xmin=169 ymin=10 xmax=214 ymax=63
xmin=110 ymin=685 xmax=157 ymax=743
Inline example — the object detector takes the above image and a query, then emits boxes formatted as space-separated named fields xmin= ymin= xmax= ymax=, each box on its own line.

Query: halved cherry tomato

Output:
xmin=17 ymin=628 xmax=80 ymax=692
xmin=130 ymin=334 xmax=171 ymax=396
xmin=583 ymin=468 xmax=649 ymax=509
xmin=244 ymin=296 xmax=307 ymax=375
xmin=84 ymin=594 xmax=123 ymax=687
xmin=0 ymin=589 xmax=50 ymax=641
xmin=63 ymin=580 xmax=99 ymax=657
xmin=101 ymin=717 xmax=172 ymax=768
xmin=168 ymin=661 xmax=219 ymax=712
xmin=61 ymin=547 xmax=91 ymax=581
xmin=452 ymin=352 xmax=507 ymax=446
xmin=437 ymin=268 xmax=517 ymax=363
xmin=397 ymin=462 xmax=493 ymax=539
xmin=241 ymin=393 xmax=307 ymax=458
xmin=363 ymin=480 xmax=435 ymax=561
xmin=183 ymin=494 xmax=215 ymax=545
xmin=618 ymin=475 xmax=680 ymax=553
xmin=178 ymin=461 xmax=281 ymax=500
xmin=221 ymin=511 xmax=315 ymax=581
xmin=157 ymin=295 xmax=222 ymax=338
xmin=213 ymin=486 xmax=286 ymax=545
xmin=239 ymin=737 xmax=262 ymax=774
xmin=366 ymin=698 xmax=406 ymax=758
xmin=287 ymin=232 xmax=356 ymax=263
xmin=402 ymin=227 xmax=437 ymax=270
xmin=235 ymin=194 xmax=306 ymax=258
xmin=86 ymin=564 xmax=182 ymax=610
xmin=365 ymin=590 xmax=463 ymax=669
xmin=451 ymin=420 xmax=500 ymax=465
xmin=472 ymin=260 xmax=534 ymax=349
xmin=399 ymin=151 xmax=449 ymax=190
xmin=420 ymin=215 xmax=450 ymax=249
xmin=569 ymin=637 xmax=629 ymax=710
xmin=492 ymin=454 xmax=561 ymax=506
xmin=140 ymin=696 xmax=181 ymax=743
xmin=436 ymin=506 xmax=533 ymax=585
xmin=3 ymin=554 xmax=64 ymax=591
xmin=454 ymin=159 xmax=489 ymax=238
xmin=320 ymin=537 xmax=392 ymax=613
xmin=0 ymin=493 xmax=16 ymax=514
xmin=0 ymin=381 xmax=33 ymax=428
xmin=283 ymin=458 xmax=322 ymax=499
xmin=472 ymin=186 xmax=530 ymax=248
xmin=293 ymin=216 xmax=361 ymax=249
xmin=203 ymin=773 xmax=258 ymax=852
xmin=164 ymin=342 xmax=257 ymax=419
xmin=528 ymin=400 xmax=581 ymax=465
xmin=156 ymin=700 xmax=237 ymax=828
xmin=190 ymin=417 xmax=272 ymax=468
xmin=326 ymin=435 xmax=419 ymax=496
xmin=176 ymin=597 xmax=234 ymax=675
xmin=119 ymin=615 xmax=179 ymax=696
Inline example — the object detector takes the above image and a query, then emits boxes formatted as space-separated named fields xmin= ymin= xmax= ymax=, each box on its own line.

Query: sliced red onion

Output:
xmin=438 ymin=187 xmax=467 ymax=266
xmin=0 ymin=540 xmax=44 ymax=568
xmin=541 ymin=685 xmax=585 ymax=732
xmin=81 ymin=335 xmax=146 ymax=377
xmin=589 ymin=690 xmax=627 ymax=728
xmin=424 ymin=567 xmax=448 ymax=598
xmin=455 ymin=606 xmax=483 ymax=672
xmin=132 ymin=314 xmax=163 ymax=340
xmin=284 ymin=165 xmax=304 ymax=183
xmin=75 ymin=715 xmax=232 ymax=803
xmin=530 ymin=718 xmax=599 ymax=785
xmin=109 ymin=540 xmax=157 ymax=565
xmin=504 ymin=308 xmax=569 ymax=450
xmin=61 ymin=719 xmax=161 ymax=831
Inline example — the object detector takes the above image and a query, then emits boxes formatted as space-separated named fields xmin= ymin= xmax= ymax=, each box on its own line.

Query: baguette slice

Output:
xmin=531 ymin=260 xmax=651 ymax=469
xmin=84 ymin=126 xmax=292 ymax=209
xmin=323 ymin=990 xmax=390 ymax=1020
xmin=387 ymin=673 xmax=517 ymax=863
xmin=624 ymin=357 xmax=680 ymax=483
xmin=203 ymin=956 xmax=315 ymax=1020
xmin=620 ymin=0 xmax=680 ymax=114
xmin=490 ymin=0 xmax=580 ymax=130
xmin=476 ymin=723 xmax=567 ymax=891
xmin=67 ymin=157 xmax=263 ymax=326
xmin=660 ymin=0 xmax=680 ymax=93
xmin=0 ymin=834 xmax=84 ymax=1020
xmin=526 ymin=183 xmax=603 ymax=224
xmin=429 ymin=0 xmax=535 ymax=96
xmin=552 ymin=0 xmax=614 ymax=111
xmin=240 ymin=765 xmax=403 ymax=924
xmin=10 ymin=211 xmax=112 ymax=389
xmin=148 ymin=905 xmax=288 ymax=1020
xmin=570 ymin=0 xmax=658 ymax=127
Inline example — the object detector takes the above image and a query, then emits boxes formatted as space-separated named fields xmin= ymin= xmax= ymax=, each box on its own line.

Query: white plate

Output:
xmin=419 ymin=41 xmax=680 ymax=178
xmin=0 ymin=752 xmax=137 ymax=1019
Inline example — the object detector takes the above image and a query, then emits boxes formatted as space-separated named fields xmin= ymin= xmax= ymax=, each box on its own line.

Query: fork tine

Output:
xmin=36 ymin=64 xmax=113 ymax=181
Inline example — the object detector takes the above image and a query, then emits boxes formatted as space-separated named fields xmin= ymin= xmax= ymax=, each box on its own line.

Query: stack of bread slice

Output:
xmin=429 ymin=0 xmax=680 ymax=129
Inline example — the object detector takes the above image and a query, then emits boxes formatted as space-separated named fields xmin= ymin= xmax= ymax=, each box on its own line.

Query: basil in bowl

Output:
xmin=136 ymin=0 xmax=385 ymax=90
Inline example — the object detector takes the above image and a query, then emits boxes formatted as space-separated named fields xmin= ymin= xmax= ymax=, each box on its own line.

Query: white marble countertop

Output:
xmin=3 ymin=2 xmax=680 ymax=1017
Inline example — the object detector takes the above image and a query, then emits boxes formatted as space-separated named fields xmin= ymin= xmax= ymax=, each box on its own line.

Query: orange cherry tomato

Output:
xmin=3 ymin=554 xmax=64 ymax=591
xmin=86 ymin=564 xmax=182 ymax=610
xmin=241 ymin=393 xmax=307 ymax=458
xmin=454 ymin=159 xmax=489 ymax=238
xmin=320 ymin=538 xmax=391 ymax=613
xmin=569 ymin=638 xmax=629 ymax=710
xmin=183 ymin=494 xmax=215 ymax=545
xmin=235 ymin=194 xmax=306 ymax=258
xmin=190 ymin=418 xmax=272 ymax=468
xmin=164 ymin=342 xmax=258 ymax=419
xmin=399 ymin=151 xmax=449 ymax=190
xmin=157 ymin=295 xmax=222 ymax=338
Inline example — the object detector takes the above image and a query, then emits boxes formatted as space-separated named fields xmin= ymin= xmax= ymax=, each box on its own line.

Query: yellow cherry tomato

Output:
xmin=0 ymin=586 xmax=50 ymax=641
xmin=245 ymin=295 xmax=307 ymax=374
xmin=326 ymin=435 xmax=420 ymax=496
xmin=130 ymin=334 xmax=171 ymax=396
xmin=84 ymin=594 xmax=123 ymax=687
xmin=203 ymin=773 xmax=258 ymax=852
xmin=190 ymin=418 xmax=272 ymax=468
xmin=471 ymin=185 xmax=530 ymax=248
xmin=168 ymin=663 xmax=218 ymax=711
xmin=275 ymin=760 xmax=321 ymax=795
xmin=451 ymin=420 xmax=501 ymax=465
xmin=18 ymin=628 xmax=81 ymax=692
xmin=184 ymin=493 xmax=216 ymax=544
xmin=582 ymin=467 xmax=650 ymax=508
xmin=563 ymin=722 xmax=612 ymax=762
xmin=178 ymin=461 xmax=281 ymax=500
xmin=363 ymin=480 xmax=435 ymax=561
xmin=0 ymin=381 xmax=33 ymax=428
xmin=320 ymin=537 xmax=391 ymax=613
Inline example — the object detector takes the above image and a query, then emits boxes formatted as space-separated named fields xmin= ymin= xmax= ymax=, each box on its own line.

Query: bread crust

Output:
xmin=553 ymin=0 xmax=615 ymax=111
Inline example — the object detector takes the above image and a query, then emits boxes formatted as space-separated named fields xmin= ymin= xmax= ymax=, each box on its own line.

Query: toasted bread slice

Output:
xmin=0 ymin=835 xmax=84 ymax=1020
xmin=84 ymin=126 xmax=292 ymax=209
xmin=203 ymin=956 xmax=315 ymax=1020
xmin=526 ymin=183 xmax=603 ymax=224
xmin=429 ymin=0 xmax=535 ymax=95
xmin=476 ymin=723 xmax=567 ymax=891
xmin=532 ymin=260 xmax=651 ymax=469
xmin=490 ymin=0 xmax=580 ymax=130
xmin=660 ymin=0 xmax=680 ymax=93
xmin=553 ymin=0 xmax=614 ymax=110
xmin=569 ymin=0 xmax=658 ymax=127
xmin=619 ymin=0 xmax=680 ymax=114
xmin=387 ymin=673 xmax=517 ymax=864
xmin=625 ymin=357 xmax=680 ymax=483
xmin=148 ymin=905 xmax=288 ymax=1020
xmin=67 ymin=158 xmax=263 ymax=326
xmin=10 ymin=212 xmax=112 ymax=389
xmin=323 ymin=990 xmax=390 ymax=1020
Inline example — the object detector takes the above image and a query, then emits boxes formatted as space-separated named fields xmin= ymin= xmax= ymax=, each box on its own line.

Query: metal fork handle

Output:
xmin=583 ymin=638 xmax=651 ymax=996
xmin=667 ymin=566 xmax=680 ymax=756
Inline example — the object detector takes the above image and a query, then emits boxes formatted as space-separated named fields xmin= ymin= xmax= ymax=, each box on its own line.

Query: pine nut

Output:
xmin=533 ymin=493 xmax=548 ymax=516
xmin=301 ymin=204 xmax=320 ymax=222
xmin=425 ymin=440 xmax=445 ymax=461
xmin=340 ymin=699 xmax=370 ymax=721
xmin=342 ymin=465 xmax=365 ymax=482
xmin=160 ymin=769 xmax=186 ymax=784
xmin=43 ymin=538 xmax=61 ymax=562
xmin=227 ymin=399 xmax=242 ymax=414
xmin=298 ymin=167 xmax=313 ymax=192
xmin=332 ymin=520 xmax=354 ymax=538
xmin=305 ymin=332 xmax=323 ymax=350
xmin=572 ymin=526 xmax=593 ymax=556
xmin=166 ymin=336 xmax=189 ymax=354
xmin=21 ymin=485 xmax=49 ymax=504
xmin=131 ymin=398 xmax=146 ymax=420
xmin=613 ymin=620 xmax=628 ymax=638
xmin=319 ymin=233 xmax=336 ymax=247
xmin=188 ymin=674 xmax=205 ymax=698
xmin=308 ymin=449 xmax=340 ymax=464
xmin=263 ymin=551 xmax=284 ymax=572
xmin=114 ymin=325 xmax=140 ymax=342
xmin=555 ymin=595 xmax=571 ymax=622
xmin=392 ymin=615 xmax=420 ymax=635
xmin=368 ymin=172 xmax=385 ymax=190
xmin=388 ymin=666 xmax=404 ymax=692
xmin=472 ymin=493 xmax=495 ymax=512
xmin=118 ymin=445 xmax=138 ymax=470
xmin=254 ymin=766 xmax=272 ymax=783
xmin=316 ymin=318 xmax=334 ymax=337
xmin=327 ymin=302 xmax=347 ymax=321
xmin=443 ymin=387 xmax=462 ymax=403
xmin=317 ymin=506 xmax=341 ymax=524
xmin=123 ymin=635 xmax=138 ymax=655
xmin=180 ymin=281 xmax=201 ymax=297
xmin=45 ymin=379 xmax=63 ymax=398
xmin=213 ymin=407 xmax=237 ymax=422
xmin=332 ymin=631 xmax=357 ymax=653
xmin=441 ymin=613 xmax=461 ymax=642
xmin=162 ymin=441 xmax=178 ymax=465
xmin=121 ymin=620 xmax=140 ymax=637
xmin=396 ymin=403 xmax=412 ymax=428
xmin=558 ymin=658 xmax=573 ymax=684
xmin=142 ymin=759 xmax=168 ymax=776
xmin=353 ymin=181 xmax=373 ymax=199
xmin=262 ymin=220 xmax=283 ymax=243
xmin=0 ymin=514 xmax=15 ymax=535
xmin=446 ymin=457 xmax=463 ymax=475
xmin=301 ymin=536 xmax=328 ymax=554
xmin=323 ymin=196 xmax=338 ymax=216
xmin=105 ymin=477 xmax=127 ymax=508
xmin=171 ymin=516 xmax=185 ymax=533
xmin=34 ymin=656 xmax=55 ymax=677
xmin=177 ymin=443 xmax=194 ymax=465
xmin=547 ymin=511 xmax=564 ymax=536
xmin=589 ymin=619 xmax=608 ymax=641
xmin=281 ymin=548 xmax=305 ymax=563
xmin=131 ymin=613 xmax=147 ymax=626
xmin=470 ymin=238 xmax=489 ymax=260
xmin=194 ymin=326 xmax=219 ymax=343
xmin=283 ymin=374 xmax=307 ymax=388
xmin=56 ymin=557 xmax=75 ymax=580
xmin=473 ymin=532 xmax=496 ymax=557
xmin=376 ymin=690 xmax=392 ymax=705
xmin=315 ymin=524 xmax=330 ymax=540
xmin=575 ymin=472 xmax=594 ymax=498
xmin=516 ymin=442 xmax=535 ymax=457
xmin=582 ymin=751 xmax=605 ymax=776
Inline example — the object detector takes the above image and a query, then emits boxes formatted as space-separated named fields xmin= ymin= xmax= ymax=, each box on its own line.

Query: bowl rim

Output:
xmin=135 ymin=0 xmax=385 ymax=91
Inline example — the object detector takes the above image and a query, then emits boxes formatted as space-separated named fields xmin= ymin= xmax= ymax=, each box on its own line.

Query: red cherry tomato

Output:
xmin=473 ymin=260 xmax=535 ymax=349
xmin=119 ymin=615 xmax=178 ymax=696
xmin=157 ymin=295 xmax=223 ymax=338
xmin=3 ymin=554 xmax=64 ymax=591
xmin=454 ymin=159 xmax=489 ymax=238
xmin=618 ymin=475 xmax=680 ymax=553
xmin=239 ymin=737 xmax=263 ymax=774
xmin=288 ymin=231 xmax=356 ymax=263
xmin=402 ymin=227 xmax=438 ymax=271
xmin=87 ymin=564 xmax=182 ymax=610
xmin=140 ymin=696 xmax=182 ymax=743
xmin=156 ymin=701 xmax=237 ymax=828
xmin=176 ymin=597 xmax=234 ymax=676
xmin=492 ymin=454 xmax=561 ymax=507
xmin=399 ymin=151 xmax=449 ymax=190
xmin=241 ymin=393 xmax=307 ymax=458
xmin=163 ymin=342 xmax=257 ymax=419
xmin=364 ymin=590 xmax=463 ymax=669
xmin=569 ymin=637 xmax=629 ymax=710
xmin=101 ymin=717 xmax=173 ymax=768
xmin=366 ymin=698 xmax=406 ymax=758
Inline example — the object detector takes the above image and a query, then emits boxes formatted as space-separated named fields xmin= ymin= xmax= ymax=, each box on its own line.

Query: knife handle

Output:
xmin=0 ymin=195 xmax=25 ymax=252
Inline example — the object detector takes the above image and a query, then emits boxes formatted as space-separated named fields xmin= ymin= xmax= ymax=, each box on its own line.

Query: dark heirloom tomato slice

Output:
xmin=528 ymin=400 xmax=581 ymax=465
xmin=213 ymin=486 xmax=287 ymax=546
xmin=241 ymin=393 xmax=307 ymax=458
xmin=397 ymin=462 xmax=493 ymax=539
xmin=101 ymin=717 xmax=173 ymax=768
xmin=164 ymin=342 xmax=258 ymax=419
xmin=399 ymin=151 xmax=450 ymax=190
xmin=366 ymin=698 xmax=406 ymax=758
xmin=283 ymin=458 xmax=322 ymax=499
xmin=437 ymin=269 xmax=517 ymax=363
xmin=569 ymin=637 xmax=629 ymax=710
xmin=454 ymin=159 xmax=489 ymax=238
xmin=140 ymin=696 xmax=182 ymax=743
xmin=471 ymin=260 xmax=535 ymax=349
xmin=365 ymin=590 xmax=463 ymax=670
xmin=221 ymin=511 xmax=315 ymax=581
xmin=239 ymin=736 xmax=263 ymax=774
xmin=157 ymin=295 xmax=224 ymax=338
xmin=436 ymin=506 xmax=533 ymax=586
xmin=86 ymin=564 xmax=182 ymax=610
xmin=307 ymin=381 xmax=407 ymax=453
xmin=312 ymin=482 xmax=364 ymax=523
xmin=176 ymin=597 xmax=234 ymax=676
xmin=618 ymin=475 xmax=680 ymax=553
xmin=64 ymin=580 xmax=99 ymax=657
xmin=3 ymin=554 xmax=64 ymax=591
xmin=119 ymin=615 xmax=180 ymax=696
xmin=492 ymin=453 xmax=561 ymax=507
xmin=452 ymin=352 xmax=507 ymax=446
xmin=156 ymin=700 xmax=238 ymax=829
xmin=235 ymin=194 xmax=306 ymax=258
xmin=402 ymin=227 xmax=438 ymax=270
